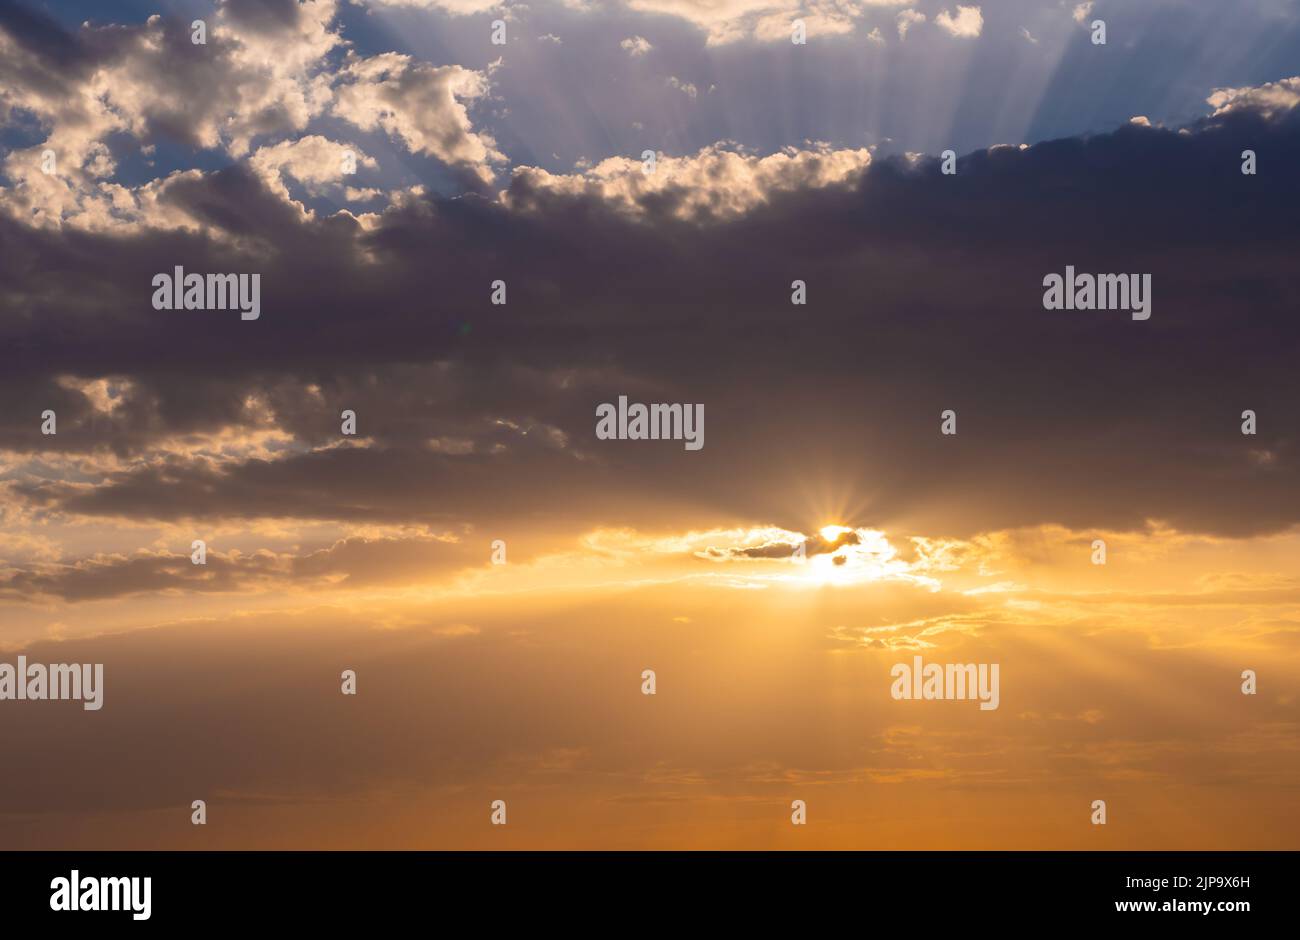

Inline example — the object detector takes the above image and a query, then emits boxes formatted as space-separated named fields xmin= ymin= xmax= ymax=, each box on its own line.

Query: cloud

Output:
xmin=695 ymin=526 xmax=859 ymax=561
xmin=897 ymin=9 xmax=926 ymax=39
xmin=330 ymin=52 xmax=504 ymax=184
xmin=0 ymin=1 xmax=501 ymax=228
xmin=934 ymin=5 xmax=982 ymax=39
xmin=504 ymin=141 xmax=872 ymax=219
xmin=0 ymin=533 xmax=473 ymax=602
xmin=1207 ymin=76 xmax=1300 ymax=118
xmin=248 ymin=136 xmax=379 ymax=216
xmin=2 ymin=74 xmax=1300 ymax=548
xmin=620 ymin=36 xmax=653 ymax=56
xmin=666 ymin=76 xmax=699 ymax=98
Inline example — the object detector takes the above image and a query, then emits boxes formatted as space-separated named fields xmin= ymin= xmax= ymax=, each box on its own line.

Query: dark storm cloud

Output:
xmin=2 ymin=89 xmax=1299 ymax=538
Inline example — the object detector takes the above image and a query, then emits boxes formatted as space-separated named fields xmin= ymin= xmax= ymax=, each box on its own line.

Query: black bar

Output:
xmin=0 ymin=851 xmax=1285 ymax=927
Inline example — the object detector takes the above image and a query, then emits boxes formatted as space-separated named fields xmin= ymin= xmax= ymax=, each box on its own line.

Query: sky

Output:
xmin=0 ymin=0 xmax=1298 ymax=849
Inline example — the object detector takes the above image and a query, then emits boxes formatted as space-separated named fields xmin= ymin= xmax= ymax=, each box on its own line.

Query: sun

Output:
xmin=800 ymin=524 xmax=912 ymax=587
xmin=803 ymin=524 xmax=858 ymax=585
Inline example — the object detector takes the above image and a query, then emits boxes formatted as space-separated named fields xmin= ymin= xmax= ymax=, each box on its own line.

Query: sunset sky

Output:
xmin=1 ymin=0 xmax=1298 ymax=849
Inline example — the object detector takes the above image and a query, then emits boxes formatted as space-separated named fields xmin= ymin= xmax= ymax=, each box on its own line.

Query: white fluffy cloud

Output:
xmin=897 ymin=8 xmax=925 ymax=38
xmin=331 ymin=53 xmax=504 ymax=182
xmin=620 ymin=36 xmax=654 ymax=56
xmin=1206 ymin=77 xmax=1300 ymax=118
xmin=0 ymin=1 xmax=502 ymax=229
xmin=504 ymin=142 xmax=873 ymax=220
xmin=249 ymin=136 xmax=380 ymax=217
xmin=934 ymin=5 xmax=983 ymax=38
